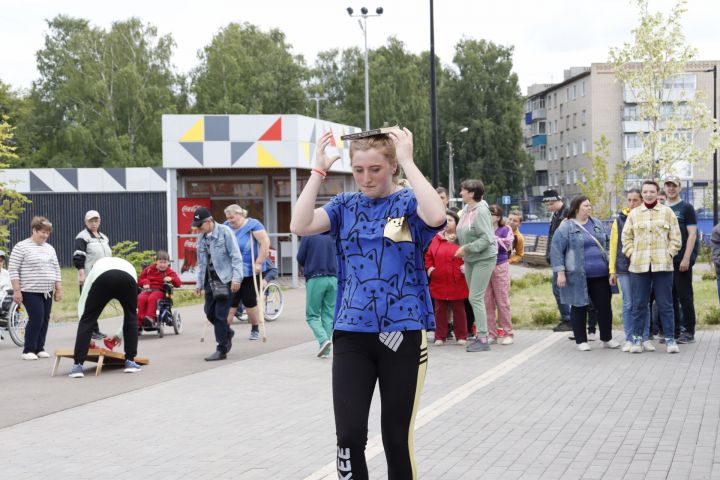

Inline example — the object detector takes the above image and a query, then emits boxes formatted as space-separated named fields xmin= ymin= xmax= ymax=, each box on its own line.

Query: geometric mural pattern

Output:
xmin=0 ymin=168 xmax=168 ymax=193
xmin=162 ymin=114 xmax=361 ymax=172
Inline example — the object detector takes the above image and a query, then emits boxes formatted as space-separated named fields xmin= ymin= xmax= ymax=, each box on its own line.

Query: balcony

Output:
xmin=532 ymin=108 xmax=546 ymax=120
xmin=622 ymin=120 xmax=653 ymax=133
xmin=624 ymin=86 xmax=696 ymax=104
xmin=531 ymin=135 xmax=547 ymax=147
xmin=623 ymin=146 xmax=644 ymax=162
xmin=534 ymin=159 xmax=548 ymax=171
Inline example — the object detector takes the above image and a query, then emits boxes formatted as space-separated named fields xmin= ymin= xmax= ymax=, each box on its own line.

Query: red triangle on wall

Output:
xmin=259 ymin=118 xmax=282 ymax=141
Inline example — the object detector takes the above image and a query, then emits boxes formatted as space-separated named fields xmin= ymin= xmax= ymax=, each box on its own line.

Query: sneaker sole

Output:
xmin=317 ymin=341 xmax=332 ymax=357
xmin=124 ymin=368 xmax=141 ymax=373
xmin=69 ymin=374 xmax=84 ymax=378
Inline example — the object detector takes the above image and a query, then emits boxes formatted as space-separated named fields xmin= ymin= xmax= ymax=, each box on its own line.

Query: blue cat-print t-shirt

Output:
xmin=323 ymin=188 xmax=443 ymax=333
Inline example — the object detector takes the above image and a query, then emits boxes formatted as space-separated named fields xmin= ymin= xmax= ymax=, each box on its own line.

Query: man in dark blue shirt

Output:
xmin=664 ymin=177 xmax=698 ymax=343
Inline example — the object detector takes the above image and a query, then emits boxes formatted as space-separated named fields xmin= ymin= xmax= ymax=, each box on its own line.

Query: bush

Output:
xmin=531 ymin=308 xmax=559 ymax=326
xmin=702 ymin=269 xmax=717 ymax=281
xmin=704 ymin=306 xmax=720 ymax=326
xmin=111 ymin=240 xmax=156 ymax=275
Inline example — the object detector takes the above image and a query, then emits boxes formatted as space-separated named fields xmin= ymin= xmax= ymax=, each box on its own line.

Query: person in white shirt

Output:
xmin=0 ymin=250 xmax=11 ymax=305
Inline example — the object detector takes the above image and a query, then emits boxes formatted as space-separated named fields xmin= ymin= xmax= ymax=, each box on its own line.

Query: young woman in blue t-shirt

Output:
xmin=291 ymin=128 xmax=446 ymax=480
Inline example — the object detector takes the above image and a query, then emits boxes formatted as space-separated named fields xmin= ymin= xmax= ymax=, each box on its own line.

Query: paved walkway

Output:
xmin=3 ymin=311 xmax=720 ymax=479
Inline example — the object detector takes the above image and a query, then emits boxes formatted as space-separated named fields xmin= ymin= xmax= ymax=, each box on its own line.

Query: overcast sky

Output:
xmin=2 ymin=0 xmax=718 ymax=95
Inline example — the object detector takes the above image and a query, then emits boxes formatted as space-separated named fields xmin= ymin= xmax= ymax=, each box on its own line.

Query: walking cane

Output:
xmin=250 ymin=236 xmax=267 ymax=342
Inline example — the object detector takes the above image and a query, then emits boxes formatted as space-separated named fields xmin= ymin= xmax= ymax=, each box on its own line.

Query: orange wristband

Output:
xmin=311 ymin=167 xmax=327 ymax=177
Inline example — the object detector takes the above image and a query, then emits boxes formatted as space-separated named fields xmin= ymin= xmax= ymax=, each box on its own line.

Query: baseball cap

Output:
xmin=664 ymin=176 xmax=681 ymax=187
xmin=191 ymin=207 xmax=213 ymax=227
xmin=0 ymin=249 xmax=6 ymax=258
xmin=85 ymin=210 xmax=101 ymax=221
xmin=542 ymin=189 xmax=561 ymax=203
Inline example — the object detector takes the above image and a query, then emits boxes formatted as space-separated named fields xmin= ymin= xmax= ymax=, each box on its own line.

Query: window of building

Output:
xmin=572 ymin=85 xmax=577 ymax=100
xmin=560 ymin=104 xmax=563 ymax=116
xmin=565 ymin=144 xmax=570 ymax=157
xmin=565 ymin=116 xmax=570 ymax=130
xmin=582 ymin=172 xmax=587 ymax=183
xmin=581 ymin=110 xmax=586 ymax=125
xmin=566 ymin=170 xmax=571 ymax=184
xmin=573 ymin=169 xmax=577 ymax=183
xmin=662 ymin=74 xmax=696 ymax=90
xmin=573 ymin=113 xmax=577 ymax=128
xmin=573 ymin=142 xmax=578 ymax=156
xmin=554 ymin=120 xmax=558 ymax=134
xmin=581 ymin=139 xmax=587 ymax=154
xmin=581 ymin=80 xmax=586 ymax=97
xmin=553 ymin=92 xmax=557 ymax=108
xmin=625 ymin=133 xmax=643 ymax=149
xmin=539 ymin=145 xmax=547 ymax=160
xmin=566 ymin=87 xmax=570 ymax=102
xmin=624 ymin=105 xmax=638 ymax=121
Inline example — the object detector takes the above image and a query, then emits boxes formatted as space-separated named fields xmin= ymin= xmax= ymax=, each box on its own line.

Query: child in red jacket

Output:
xmin=137 ymin=250 xmax=181 ymax=327
xmin=425 ymin=210 xmax=470 ymax=345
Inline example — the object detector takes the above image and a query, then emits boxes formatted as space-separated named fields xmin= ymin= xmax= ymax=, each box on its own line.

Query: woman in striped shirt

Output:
xmin=9 ymin=216 xmax=62 ymax=360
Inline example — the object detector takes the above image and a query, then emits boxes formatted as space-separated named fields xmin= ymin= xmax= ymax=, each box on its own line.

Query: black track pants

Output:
xmin=332 ymin=330 xmax=427 ymax=480
xmin=74 ymin=270 xmax=138 ymax=364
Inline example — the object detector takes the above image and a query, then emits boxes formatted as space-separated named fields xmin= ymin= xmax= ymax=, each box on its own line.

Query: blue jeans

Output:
xmin=618 ymin=274 xmax=650 ymax=341
xmin=204 ymin=282 xmax=232 ymax=353
xmin=552 ymin=271 xmax=571 ymax=322
xmin=630 ymin=271 xmax=674 ymax=340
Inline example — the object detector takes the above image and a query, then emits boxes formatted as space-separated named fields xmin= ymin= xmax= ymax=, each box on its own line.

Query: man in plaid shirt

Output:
xmin=621 ymin=180 xmax=681 ymax=354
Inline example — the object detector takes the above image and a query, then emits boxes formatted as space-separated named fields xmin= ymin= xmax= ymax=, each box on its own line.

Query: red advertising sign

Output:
xmin=177 ymin=198 xmax=211 ymax=284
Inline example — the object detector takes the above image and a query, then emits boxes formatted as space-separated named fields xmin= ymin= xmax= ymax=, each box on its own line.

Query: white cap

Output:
xmin=85 ymin=210 xmax=101 ymax=221
xmin=0 ymin=249 xmax=6 ymax=257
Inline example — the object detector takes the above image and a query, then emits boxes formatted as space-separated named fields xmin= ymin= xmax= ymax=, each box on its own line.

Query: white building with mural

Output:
xmin=162 ymin=114 xmax=360 ymax=286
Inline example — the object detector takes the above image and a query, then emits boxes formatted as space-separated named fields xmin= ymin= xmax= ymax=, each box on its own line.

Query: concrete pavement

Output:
xmin=2 ymin=287 xmax=720 ymax=479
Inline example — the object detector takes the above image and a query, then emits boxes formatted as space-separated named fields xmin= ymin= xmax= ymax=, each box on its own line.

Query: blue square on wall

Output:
xmin=205 ymin=116 xmax=229 ymax=141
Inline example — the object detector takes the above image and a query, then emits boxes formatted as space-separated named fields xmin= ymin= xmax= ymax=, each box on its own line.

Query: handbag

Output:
xmin=209 ymin=280 xmax=231 ymax=301
xmin=572 ymin=220 xmax=609 ymax=263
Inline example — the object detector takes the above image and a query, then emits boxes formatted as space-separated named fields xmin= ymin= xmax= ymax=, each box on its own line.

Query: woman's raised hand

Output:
xmin=388 ymin=127 xmax=414 ymax=166
xmin=316 ymin=131 xmax=341 ymax=171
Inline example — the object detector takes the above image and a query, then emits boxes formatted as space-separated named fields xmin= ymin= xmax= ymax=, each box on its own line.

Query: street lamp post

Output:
xmin=447 ymin=126 xmax=469 ymax=205
xmin=708 ymin=65 xmax=718 ymax=225
xmin=346 ymin=6 xmax=384 ymax=130
xmin=307 ymin=92 xmax=328 ymax=119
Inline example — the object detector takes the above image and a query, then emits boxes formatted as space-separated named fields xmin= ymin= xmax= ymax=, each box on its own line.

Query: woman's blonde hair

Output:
xmin=224 ymin=204 xmax=248 ymax=217
xmin=31 ymin=216 xmax=53 ymax=233
xmin=349 ymin=135 xmax=399 ymax=182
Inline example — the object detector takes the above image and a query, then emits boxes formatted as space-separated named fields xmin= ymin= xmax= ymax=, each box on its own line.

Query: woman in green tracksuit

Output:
xmin=456 ymin=179 xmax=498 ymax=352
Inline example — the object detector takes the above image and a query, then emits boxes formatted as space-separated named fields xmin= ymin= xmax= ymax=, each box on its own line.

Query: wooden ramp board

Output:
xmin=52 ymin=348 xmax=149 ymax=377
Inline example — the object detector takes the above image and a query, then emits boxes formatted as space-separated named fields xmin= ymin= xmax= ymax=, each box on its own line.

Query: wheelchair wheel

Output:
xmin=157 ymin=318 xmax=165 ymax=338
xmin=8 ymin=302 xmax=28 ymax=347
xmin=263 ymin=282 xmax=283 ymax=322
xmin=172 ymin=311 xmax=182 ymax=334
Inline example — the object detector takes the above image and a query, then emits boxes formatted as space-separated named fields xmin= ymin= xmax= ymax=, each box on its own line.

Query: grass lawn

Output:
xmin=509 ymin=272 xmax=720 ymax=329
xmin=49 ymin=268 xmax=202 ymax=324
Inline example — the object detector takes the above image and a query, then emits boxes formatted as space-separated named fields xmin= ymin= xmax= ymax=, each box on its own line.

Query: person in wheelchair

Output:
xmin=0 ymin=250 xmax=10 ymax=306
xmin=137 ymin=250 xmax=181 ymax=329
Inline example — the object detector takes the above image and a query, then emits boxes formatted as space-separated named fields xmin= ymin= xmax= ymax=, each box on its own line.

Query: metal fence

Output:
xmin=6 ymin=192 xmax=167 ymax=267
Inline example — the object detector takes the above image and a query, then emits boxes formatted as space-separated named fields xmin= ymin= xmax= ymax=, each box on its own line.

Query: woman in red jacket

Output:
xmin=425 ymin=210 xmax=470 ymax=345
xmin=137 ymin=250 xmax=182 ymax=327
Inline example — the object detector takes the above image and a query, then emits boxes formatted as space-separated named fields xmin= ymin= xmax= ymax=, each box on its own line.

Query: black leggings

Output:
xmin=333 ymin=330 xmax=427 ymax=480
xmin=73 ymin=270 xmax=138 ymax=364
xmin=570 ymin=276 xmax=613 ymax=344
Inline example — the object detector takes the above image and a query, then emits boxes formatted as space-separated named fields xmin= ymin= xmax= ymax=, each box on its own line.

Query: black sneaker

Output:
xmin=552 ymin=321 xmax=573 ymax=332
xmin=677 ymin=334 xmax=695 ymax=344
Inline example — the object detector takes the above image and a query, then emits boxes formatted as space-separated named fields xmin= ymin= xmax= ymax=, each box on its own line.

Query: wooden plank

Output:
xmin=54 ymin=348 xmax=149 ymax=365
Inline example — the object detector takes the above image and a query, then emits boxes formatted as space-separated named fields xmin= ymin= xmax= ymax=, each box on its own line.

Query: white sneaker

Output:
xmin=434 ymin=339 xmax=445 ymax=346
xmin=621 ymin=341 xmax=632 ymax=352
xmin=666 ymin=339 xmax=680 ymax=354
xmin=488 ymin=337 xmax=498 ymax=345
xmin=501 ymin=336 xmax=514 ymax=345
xmin=37 ymin=351 xmax=51 ymax=358
xmin=587 ymin=333 xmax=597 ymax=342
xmin=316 ymin=340 xmax=332 ymax=358
xmin=642 ymin=341 xmax=656 ymax=352
xmin=457 ymin=339 xmax=467 ymax=346
xmin=21 ymin=352 xmax=38 ymax=360
xmin=603 ymin=339 xmax=621 ymax=349
xmin=577 ymin=342 xmax=591 ymax=351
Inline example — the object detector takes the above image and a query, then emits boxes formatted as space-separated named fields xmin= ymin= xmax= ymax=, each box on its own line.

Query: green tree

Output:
xmin=609 ymin=0 xmax=720 ymax=180
xmin=0 ymin=115 xmax=31 ymax=248
xmin=21 ymin=16 xmax=180 ymax=167
xmin=440 ymin=39 xmax=530 ymax=201
xmin=191 ymin=23 xmax=308 ymax=114
xmin=578 ymin=135 xmax=626 ymax=219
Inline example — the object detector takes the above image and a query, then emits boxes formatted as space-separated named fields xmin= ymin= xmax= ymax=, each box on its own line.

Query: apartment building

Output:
xmin=523 ymin=61 xmax=719 ymax=216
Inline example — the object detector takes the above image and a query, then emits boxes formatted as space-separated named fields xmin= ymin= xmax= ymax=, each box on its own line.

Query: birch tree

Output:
xmin=609 ymin=0 xmax=719 ymax=180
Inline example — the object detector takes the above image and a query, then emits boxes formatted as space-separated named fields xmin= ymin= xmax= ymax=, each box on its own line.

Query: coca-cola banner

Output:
xmin=177 ymin=198 xmax=211 ymax=284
